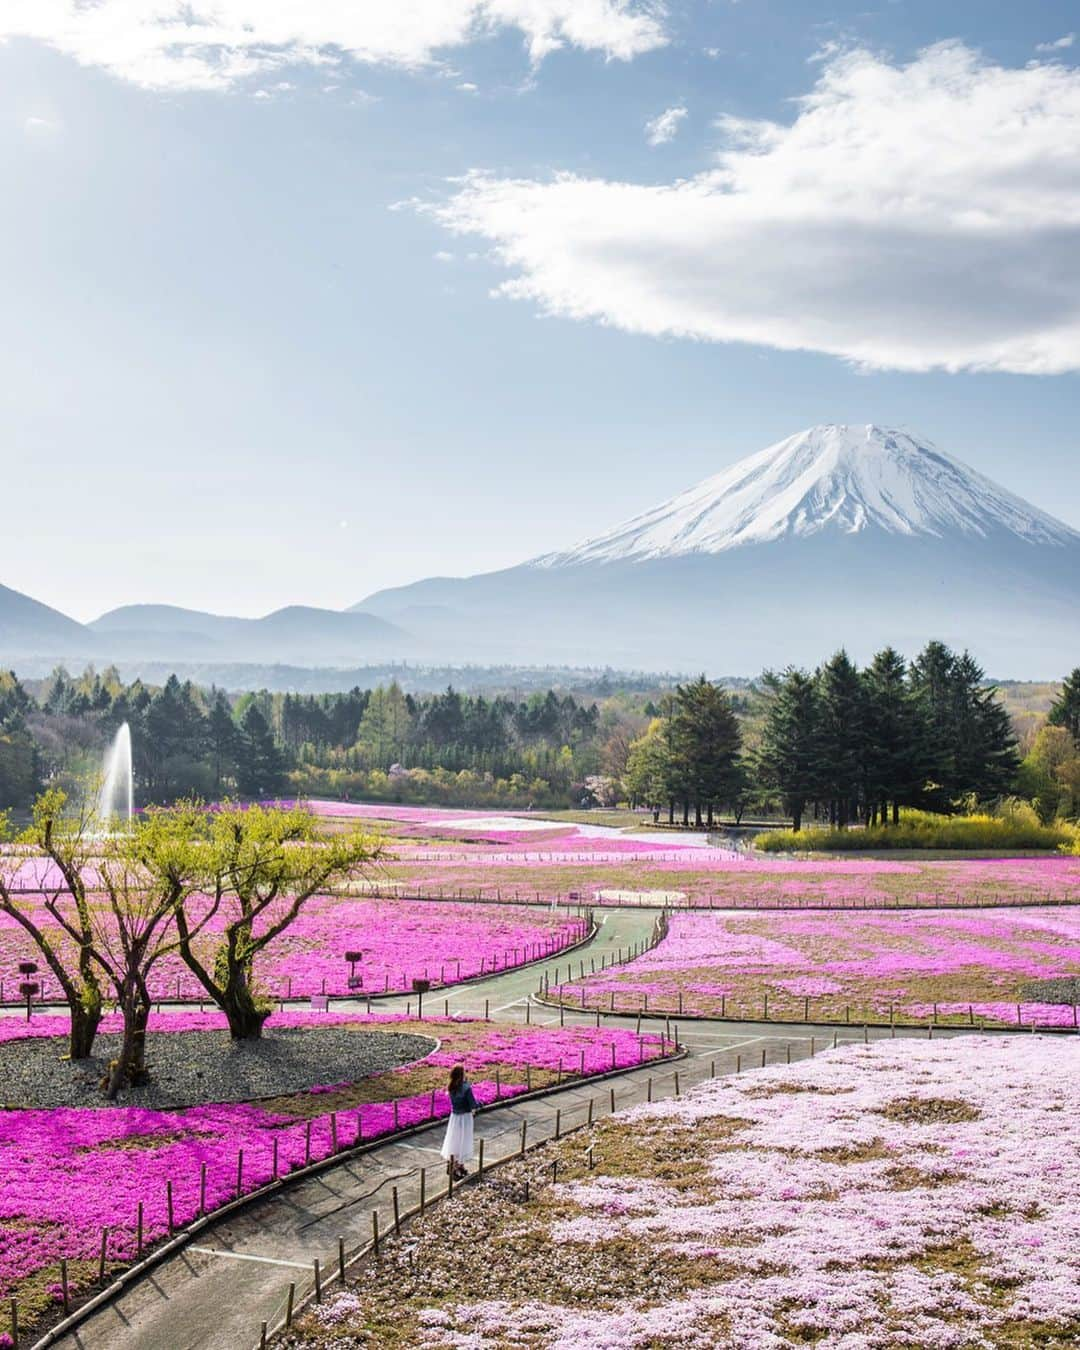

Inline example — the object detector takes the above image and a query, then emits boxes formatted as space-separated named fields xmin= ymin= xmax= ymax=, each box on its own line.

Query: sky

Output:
xmin=2 ymin=0 xmax=1078 ymax=623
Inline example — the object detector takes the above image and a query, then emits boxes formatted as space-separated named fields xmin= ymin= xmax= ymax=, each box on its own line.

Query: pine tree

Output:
xmin=862 ymin=647 xmax=923 ymax=825
xmin=1048 ymin=668 xmax=1080 ymax=744
xmin=207 ymin=691 xmax=240 ymax=794
xmin=816 ymin=650 xmax=865 ymax=827
xmin=235 ymin=704 xmax=288 ymax=797
xmin=756 ymin=668 xmax=821 ymax=832
xmin=671 ymin=676 xmax=742 ymax=826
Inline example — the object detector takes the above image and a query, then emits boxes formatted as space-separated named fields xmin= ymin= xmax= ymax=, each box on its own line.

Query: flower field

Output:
xmin=549 ymin=907 xmax=1080 ymax=1028
xmin=288 ymin=1035 xmax=1080 ymax=1349
xmin=299 ymin=805 xmax=1080 ymax=907
xmin=0 ymin=1009 xmax=670 ymax=1335
xmin=0 ymin=896 xmax=588 ymax=1005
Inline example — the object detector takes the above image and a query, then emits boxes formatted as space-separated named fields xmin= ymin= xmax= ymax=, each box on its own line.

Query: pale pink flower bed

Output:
xmin=412 ymin=1036 xmax=1080 ymax=1348
xmin=0 ymin=897 xmax=586 ymax=1005
xmin=551 ymin=907 xmax=1080 ymax=1027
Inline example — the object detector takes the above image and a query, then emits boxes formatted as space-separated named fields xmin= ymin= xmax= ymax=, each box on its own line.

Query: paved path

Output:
xmin=50 ymin=908 xmax=971 ymax=1350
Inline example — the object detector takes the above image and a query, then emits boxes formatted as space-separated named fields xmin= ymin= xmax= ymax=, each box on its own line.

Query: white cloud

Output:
xmin=434 ymin=250 xmax=456 ymax=262
xmin=23 ymin=115 xmax=55 ymax=131
xmin=1035 ymin=34 xmax=1075 ymax=52
xmin=0 ymin=1 xmax=666 ymax=92
xmin=644 ymin=104 xmax=687 ymax=146
xmin=431 ymin=43 xmax=1080 ymax=375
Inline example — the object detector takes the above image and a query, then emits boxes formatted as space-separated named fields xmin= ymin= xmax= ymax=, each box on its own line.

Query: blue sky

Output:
xmin=2 ymin=1 xmax=1078 ymax=621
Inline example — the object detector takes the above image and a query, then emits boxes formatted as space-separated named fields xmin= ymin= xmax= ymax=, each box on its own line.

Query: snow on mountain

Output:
xmin=534 ymin=425 xmax=1078 ymax=567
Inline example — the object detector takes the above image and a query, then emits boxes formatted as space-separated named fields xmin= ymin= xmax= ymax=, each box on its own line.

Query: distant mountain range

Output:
xmin=3 ymin=425 xmax=1078 ymax=678
xmin=0 ymin=595 xmax=412 ymax=670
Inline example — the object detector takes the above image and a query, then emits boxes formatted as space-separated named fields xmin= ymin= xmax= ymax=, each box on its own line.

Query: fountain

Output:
xmin=97 ymin=722 xmax=134 ymax=829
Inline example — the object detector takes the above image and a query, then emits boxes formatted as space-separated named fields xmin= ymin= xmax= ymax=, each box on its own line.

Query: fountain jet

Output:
xmin=97 ymin=723 xmax=133 ymax=829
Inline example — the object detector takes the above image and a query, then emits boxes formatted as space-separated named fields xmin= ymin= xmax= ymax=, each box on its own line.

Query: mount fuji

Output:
xmin=357 ymin=425 xmax=1080 ymax=675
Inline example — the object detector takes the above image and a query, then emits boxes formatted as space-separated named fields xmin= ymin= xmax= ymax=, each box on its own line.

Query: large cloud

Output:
xmin=0 ymin=1 xmax=667 ymax=91
xmin=433 ymin=43 xmax=1080 ymax=374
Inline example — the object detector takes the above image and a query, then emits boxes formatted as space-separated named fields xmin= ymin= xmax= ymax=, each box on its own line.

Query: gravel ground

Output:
xmin=1021 ymin=976 xmax=1080 ymax=1005
xmin=0 ymin=1026 xmax=436 ymax=1110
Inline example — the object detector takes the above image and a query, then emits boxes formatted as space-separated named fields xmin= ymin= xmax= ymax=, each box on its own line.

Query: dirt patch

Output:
xmin=877 ymin=1096 xmax=981 ymax=1125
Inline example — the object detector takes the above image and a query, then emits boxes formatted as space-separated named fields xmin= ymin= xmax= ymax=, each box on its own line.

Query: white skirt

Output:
xmin=441 ymin=1110 xmax=474 ymax=1162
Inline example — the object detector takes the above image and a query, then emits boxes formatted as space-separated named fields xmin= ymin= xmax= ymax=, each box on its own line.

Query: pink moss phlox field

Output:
xmin=552 ymin=907 xmax=1080 ymax=1027
xmin=0 ymin=1010 xmax=666 ymax=1309
xmin=0 ymin=898 xmax=586 ymax=1003
xmin=424 ymin=1037 xmax=1080 ymax=1348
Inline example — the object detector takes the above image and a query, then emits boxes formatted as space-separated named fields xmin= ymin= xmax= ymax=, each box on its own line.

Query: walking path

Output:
xmin=48 ymin=908 xmax=973 ymax=1350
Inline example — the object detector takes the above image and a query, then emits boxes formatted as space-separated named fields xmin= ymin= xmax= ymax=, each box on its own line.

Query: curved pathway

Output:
xmin=47 ymin=908 xmax=971 ymax=1350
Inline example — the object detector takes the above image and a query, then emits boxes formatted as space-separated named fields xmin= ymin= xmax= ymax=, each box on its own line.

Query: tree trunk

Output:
xmin=893 ymin=801 xmax=900 ymax=826
xmin=681 ymin=800 xmax=689 ymax=827
xmin=694 ymin=800 xmax=702 ymax=828
xmin=222 ymin=965 xmax=270 ymax=1040
xmin=792 ymin=807 xmax=802 ymax=833
xmin=106 ymin=993 xmax=145 ymax=1099
xmin=667 ymin=800 xmax=674 ymax=825
xmin=69 ymin=1001 xmax=103 ymax=1060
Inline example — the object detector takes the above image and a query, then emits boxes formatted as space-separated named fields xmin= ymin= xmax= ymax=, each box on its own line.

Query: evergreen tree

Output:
xmin=816 ymin=650 xmax=865 ymax=827
xmin=756 ymin=668 xmax=821 ymax=832
xmin=671 ymin=676 xmax=742 ymax=826
xmin=207 ymin=691 xmax=240 ymax=793
xmin=235 ymin=704 xmax=288 ymax=797
xmin=862 ymin=647 xmax=923 ymax=825
xmin=1048 ymin=668 xmax=1080 ymax=744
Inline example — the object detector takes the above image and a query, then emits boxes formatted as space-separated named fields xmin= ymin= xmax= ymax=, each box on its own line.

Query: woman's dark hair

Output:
xmin=448 ymin=1064 xmax=465 ymax=1094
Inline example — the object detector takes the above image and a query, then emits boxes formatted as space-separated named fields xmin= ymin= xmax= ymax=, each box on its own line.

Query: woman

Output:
xmin=441 ymin=1063 xmax=478 ymax=1181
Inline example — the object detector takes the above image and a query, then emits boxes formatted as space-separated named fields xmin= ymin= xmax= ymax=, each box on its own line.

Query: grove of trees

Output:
xmin=0 ymin=647 xmax=1076 ymax=829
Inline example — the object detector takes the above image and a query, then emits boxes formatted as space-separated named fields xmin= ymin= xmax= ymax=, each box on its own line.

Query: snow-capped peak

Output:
xmin=534 ymin=425 xmax=1077 ymax=567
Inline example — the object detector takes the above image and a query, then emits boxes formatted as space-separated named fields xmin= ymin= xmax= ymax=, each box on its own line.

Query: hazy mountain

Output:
xmin=0 ymin=582 xmax=93 ymax=655
xmin=87 ymin=604 xmax=413 ymax=666
xmin=356 ymin=425 xmax=1080 ymax=676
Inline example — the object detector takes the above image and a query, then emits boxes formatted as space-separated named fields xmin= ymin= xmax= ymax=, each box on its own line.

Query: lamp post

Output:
xmin=344 ymin=951 xmax=364 ymax=990
xmin=18 ymin=961 xmax=40 ymax=1023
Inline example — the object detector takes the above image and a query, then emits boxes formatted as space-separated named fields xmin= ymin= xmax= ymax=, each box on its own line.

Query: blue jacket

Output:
xmin=450 ymin=1083 xmax=478 ymax=1114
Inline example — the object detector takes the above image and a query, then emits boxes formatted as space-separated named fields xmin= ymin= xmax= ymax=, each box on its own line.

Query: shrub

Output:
xmin=755 ymin=808 xmax=1071 ymax=854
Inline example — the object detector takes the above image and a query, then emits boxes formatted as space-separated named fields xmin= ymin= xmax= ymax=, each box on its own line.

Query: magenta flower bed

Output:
xmin=388 ymin=851 xmax=1080 ymax=909
xmin=551 ymin=907 xmax=1080 ymax=1027
xmin=0 ymin=1009 xmax=668 ymax=1325
xmin=0 ymin=897 xmax=587 ymax=1005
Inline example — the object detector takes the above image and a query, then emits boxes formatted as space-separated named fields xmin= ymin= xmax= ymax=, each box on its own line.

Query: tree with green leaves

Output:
xmin=89 ymin=804 xmax=208 ymax=1097
xmin=172 ymin=803 xmax=383 ymax=1039
xmin=756 ymin=668 xmax=821 ymax=832
xmin=861 ymin=647 xmax=924 ymax=826
xmin=670 ymin=676 xmax=742 ymax=827
xmin=235 ymin=704 xmax=288 ymax=797
xmin=1048 ymin=668 xmax=1080 ymax=745
xmin=0 ymin=789 xmax=106 ymax=1059
xmin=816 ymin=650 xmax=866 ymax=828
xmin=206 ymin=690 xmax=240 ymax=793
xmin=624 ymin=718 xmax=674 ymax=818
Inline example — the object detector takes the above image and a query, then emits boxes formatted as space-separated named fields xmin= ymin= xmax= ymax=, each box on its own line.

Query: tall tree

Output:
xmin=671 ymin=676 xmax=742 ymax=827
xmin=756 ymin=669 xmax=821 ymax=832
xmin=862 ymin=647 xmax=924 ymax=825
xmin=816 ymin=650 xmax=866 ymax=827
xmin=235 ymin=704 xmax=288 ymax=797
xmin=1048 ymin=668 xmax=1080 ymax=744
